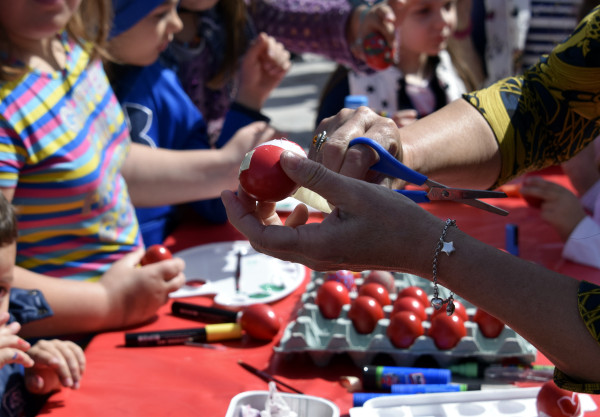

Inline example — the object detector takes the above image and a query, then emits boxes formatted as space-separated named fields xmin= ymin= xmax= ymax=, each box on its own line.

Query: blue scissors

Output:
xmin=348 ymin=137 xmax=508 ymax=216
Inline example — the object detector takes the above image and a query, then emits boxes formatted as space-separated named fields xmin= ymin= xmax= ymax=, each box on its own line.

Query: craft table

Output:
xmin=39 ymin=168 xmax=600 ymax=416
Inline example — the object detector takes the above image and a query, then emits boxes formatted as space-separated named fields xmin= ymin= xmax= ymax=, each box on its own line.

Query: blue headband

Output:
xmin=110 ymin=0 xmax=168 ymax=38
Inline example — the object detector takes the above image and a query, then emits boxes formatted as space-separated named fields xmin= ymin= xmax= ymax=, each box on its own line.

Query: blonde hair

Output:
xmin=0 ymin=0 xmax=111 ymax=82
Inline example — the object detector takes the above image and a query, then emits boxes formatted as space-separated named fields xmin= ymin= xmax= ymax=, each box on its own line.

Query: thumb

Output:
xmin=280 ymin=151 xmax=351 ymax=208
xmin=243 ymin=32 xmax=269 ymax=63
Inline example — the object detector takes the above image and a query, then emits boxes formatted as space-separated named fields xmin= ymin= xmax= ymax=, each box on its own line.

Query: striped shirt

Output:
xmin=0 ymin=33 xmax=141 ymax=281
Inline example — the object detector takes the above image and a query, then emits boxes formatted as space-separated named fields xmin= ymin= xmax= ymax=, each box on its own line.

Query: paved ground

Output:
xmin=261 ymin=54 xmax=337 ymax=151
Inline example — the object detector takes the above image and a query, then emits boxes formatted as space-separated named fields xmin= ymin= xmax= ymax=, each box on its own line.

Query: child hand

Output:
xmin=236 ymin=32 xmax=291 ymax=111
xmin=24 ymin=339 xmax=86 ymax=395
xmin=0 ymin=312 xmax=33 ymax=368
xmin=521 ymin=176 xmax=587 ymax=240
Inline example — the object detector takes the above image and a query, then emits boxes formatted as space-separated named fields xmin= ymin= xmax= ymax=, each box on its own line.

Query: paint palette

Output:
xmin=274 ymin=271 xmax=537 ymax=368
xmin=169 ymin=241 xmax=306 ymax=309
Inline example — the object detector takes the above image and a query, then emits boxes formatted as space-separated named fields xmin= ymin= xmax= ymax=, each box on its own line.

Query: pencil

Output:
xmin=237 ymin=360 xmax=304 ymax=394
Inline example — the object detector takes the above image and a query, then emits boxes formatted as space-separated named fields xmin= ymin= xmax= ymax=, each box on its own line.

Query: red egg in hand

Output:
xmin=140 ymin=244 xmax=173 ymax=266
xmin=239 ymin=304 xmax=281 ymax=341
xmin=536 ymin=380 xmax=582 ymax=417
xmin=316 ymin=280 xmax=351 ymax=319
xmin=473 ymin=308 xmax=505 ymax=339
xmin=238 ymin=139 xmax=306 ymax=202
xmin=387 ymin=311 xmax=424 ymax=349
xmin=348 ymin=295 xmax=384 ymax=334
xmin=358 ymin=282 xmax=391 ymax=307
xmin=428 ymin=314 xmax=467 ymax=350
xmin=362 ymin=32 xmax=394 ymax=70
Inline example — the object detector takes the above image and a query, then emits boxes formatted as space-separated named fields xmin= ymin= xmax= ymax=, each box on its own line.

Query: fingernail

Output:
xmin=63 ymin=377 xmax=73 ymax=387
xmin=281 ymin=151 xmax=301 ymax=170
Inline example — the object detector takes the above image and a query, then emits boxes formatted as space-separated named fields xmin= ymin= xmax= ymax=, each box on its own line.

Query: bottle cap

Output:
xmin=344 ymin=95 xmax=369 ymax=109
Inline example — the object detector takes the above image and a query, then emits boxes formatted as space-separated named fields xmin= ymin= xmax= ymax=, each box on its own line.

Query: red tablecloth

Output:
xmin=39 ymin=169 xmax=600 ymax=416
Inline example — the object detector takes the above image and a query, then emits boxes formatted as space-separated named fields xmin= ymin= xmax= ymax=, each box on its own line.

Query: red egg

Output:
xmin=238 ymin=139 xmax=306 ymax=202
xmin=316 ymin=280 xmax=351 ymax=319
xmin=387 ymin=311 xmax=424 ymax=349
xmin=362 ymin=32 xmax=394 ymax=70
xmin=431 ymin=300 xmax=469 ymax=322
xmin=239 ymin=304 xmax=281 ymax=341
xmin=428 ymin=314 xmax=467 ymax=350
xmin=348 ymin=295 xmax=384 ymax=334
xmin=392 ymin=296 xmax=427 ymax=321
xmin=536 ymin=380 xmax=582 ymax=417
xmin=364 ymin=270 xmax=396 ymax=294
xmin=324 ymin=270 xmax=356 ymax=292
xmin=358 ymin=282 xmax=391 ymax=306
xmin=140 ymin=244 xmax=172 ymax=266
xmin=398 ymin=286 xmax=429 ymax=308
xmin=473 ymin=308 xmax=505 ymax=339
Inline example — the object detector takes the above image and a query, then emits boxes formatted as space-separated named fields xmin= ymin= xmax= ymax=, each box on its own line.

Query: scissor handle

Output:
xmin=348 ymin=137 xmax=428 ymax=186
xmin=396 ymin=190 xmax=430 ymax=203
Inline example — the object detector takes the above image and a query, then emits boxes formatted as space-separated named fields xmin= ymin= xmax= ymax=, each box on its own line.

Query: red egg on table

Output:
xmin=364 ymin=270 xmax=396 ymax=294
xmin=398 ymin=286 xmax=430 ymax=308
xmin=431 ymin=299 xmax=468 ymax=322
xmin=473 ymin=308 xmax=505 ymax=339
xmin=140 ymin=244 xmax=173 ymax=266
xmin=238 ymin=139 xmax=306 ymax=202
xmin=428 ymin=313 xmax=467 ymax=350
xmin=358 ymin=282 xmax=391 ymax=307
xmin=536 ymin=380 xmax=582 ymax=417
xmin=387 ymin=311 xmax=424 ymax=349
xmin=316 ymin=280 xmax=351 ymax=319
xmin=239 ymin=303 xmax=281 ymax=341
xmin=348 ymin=295 xmax=384 ymax=334
xmin=324 ymin=270 xmax=356 ymax=292
xmin=392 ymin=296 xmax=427 ymax=321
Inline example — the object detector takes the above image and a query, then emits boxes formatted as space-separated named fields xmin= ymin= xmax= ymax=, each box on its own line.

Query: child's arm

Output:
xmin=24 ymin=339 xmax=85 ymax=395
xmin=235 ymin=33 xmax=291 ymax=112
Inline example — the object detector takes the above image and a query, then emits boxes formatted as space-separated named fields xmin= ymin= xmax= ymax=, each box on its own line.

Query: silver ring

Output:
xmin=312 ymin=131 xmax=328 ymax=153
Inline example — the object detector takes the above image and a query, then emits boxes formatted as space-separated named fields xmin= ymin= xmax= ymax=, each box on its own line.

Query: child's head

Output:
xmin=109 ymin=0 xmax=182 ymax=66
xmin=400 ymin=0 xmax=457 ymax=56
xmin=0 ymin=194 xmax=17 ymax=315
xmin=0 ymin=0 xmax=110 ymax=81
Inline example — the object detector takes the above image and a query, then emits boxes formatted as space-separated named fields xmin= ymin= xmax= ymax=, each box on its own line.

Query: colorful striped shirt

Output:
xmin=0 ymin=34 xmax=141 ymax=281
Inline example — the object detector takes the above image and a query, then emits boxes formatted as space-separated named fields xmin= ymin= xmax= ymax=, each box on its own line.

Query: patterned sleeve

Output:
xmin=248 ymin=0 xmax=366 ymax=71
xmin=553 ymin=281 xmax=600 ymax=394
xmin=463 ymin=6 xmax=600 ymax=188
xmin=0 ymin=116 xmax=25 ymax=190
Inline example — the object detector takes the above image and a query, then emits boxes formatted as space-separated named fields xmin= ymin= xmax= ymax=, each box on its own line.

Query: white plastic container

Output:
xmin=225 ymin=390 xmax=340 ymax=417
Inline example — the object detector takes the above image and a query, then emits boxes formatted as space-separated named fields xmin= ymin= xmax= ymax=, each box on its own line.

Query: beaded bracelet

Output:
xmin=431 ymin=219 xmax=457 ymax=316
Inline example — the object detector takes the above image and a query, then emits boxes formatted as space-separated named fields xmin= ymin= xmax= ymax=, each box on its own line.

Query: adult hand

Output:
xmin=520 ymin=176 xmax=586 ymax=240
xmin=99 ymin=248 xmax=185 ymax=329
xmin=310 ymin=107 xmax=403 ymax=186
xmin=222 ymin=150 xmax=441 ymax=273
xmin=24 ymin=339 xmax=86 ymax=395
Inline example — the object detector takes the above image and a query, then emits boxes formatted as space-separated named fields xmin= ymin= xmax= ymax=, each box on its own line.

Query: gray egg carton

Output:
xmin=274 ymin=272 xmax=537 ymax=368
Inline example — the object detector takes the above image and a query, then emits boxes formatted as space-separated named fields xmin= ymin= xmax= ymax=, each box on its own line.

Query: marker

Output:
xmin=171 ymin=301 xmax=239 ymax=323
xmin=124 ymin=323 xmax=242 ymax=347
xmin=362 ymin=366 xmax=451 ymax=390
xmin=353 ymin=383 xmax=480 ymax=407
xmin=449 ymin=362 xmax=554 ymax=382
xmin=505 ymin=223 xmax=519 ymax=256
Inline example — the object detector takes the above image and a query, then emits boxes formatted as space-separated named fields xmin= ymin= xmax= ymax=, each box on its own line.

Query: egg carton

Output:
xmin=274 ymin=272 xmax=537 ymax=368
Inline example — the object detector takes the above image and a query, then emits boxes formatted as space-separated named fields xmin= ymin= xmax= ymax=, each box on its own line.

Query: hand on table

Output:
xmin=24 ymin=339 xmax=85 ymax=395
xmin=222 ymin=149 xmax=440 ymax=273
xmin=520 ymin=176 xmax=587 ymax=240
xmin=100 ymin=248 xmax=186 ymax=328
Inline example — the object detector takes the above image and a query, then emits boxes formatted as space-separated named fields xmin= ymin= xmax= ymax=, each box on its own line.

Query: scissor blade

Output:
xmin=456 ymin=198 xmax=509 ymax=216
xmin=427 ymin=188 xmax=507 ymax=201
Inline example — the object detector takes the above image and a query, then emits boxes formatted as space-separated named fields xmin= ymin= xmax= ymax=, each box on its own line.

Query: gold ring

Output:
xmin=312 ymin=131 xmax=328 ymax=153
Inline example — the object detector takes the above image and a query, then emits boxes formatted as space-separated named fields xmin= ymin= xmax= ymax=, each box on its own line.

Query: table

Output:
xmin=39 ymin=169 xmax=600 ymax=416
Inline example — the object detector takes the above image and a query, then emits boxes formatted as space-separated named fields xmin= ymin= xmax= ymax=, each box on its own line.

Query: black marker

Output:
xmin=171 ymin=301 xmax=239 ymax=323
xmin=124 ymin=323 xmax=242 ymax=347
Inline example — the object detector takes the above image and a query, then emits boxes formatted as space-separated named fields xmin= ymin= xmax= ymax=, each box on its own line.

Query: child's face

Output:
xmin=400 ymin=0 xmax=457 ymax=56
xmin=0 ymin=0 xmax=82 ymax=43
xmin=109 ymin=0 xmax=183 ymax=67
xmin=0 ymin=242 xmax=15 ymax=316
xmin=179 ymin=0 xmax=220 ymax=11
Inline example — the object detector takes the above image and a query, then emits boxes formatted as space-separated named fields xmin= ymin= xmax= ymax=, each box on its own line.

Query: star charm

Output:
xmin=441 ymin=240 xmax=455 ymax=255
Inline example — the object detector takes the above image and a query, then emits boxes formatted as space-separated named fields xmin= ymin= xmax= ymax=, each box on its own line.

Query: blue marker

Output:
xmin=362 ymin=366 xmax=451 ymax=390
xmin=505 ymin=223 xmax=519 ymax=256
xmin=353 ymin=383 xmax=480 ymax=407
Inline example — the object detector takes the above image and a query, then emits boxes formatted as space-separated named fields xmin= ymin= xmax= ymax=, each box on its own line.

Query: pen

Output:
xmin=235 ymin=250 xmax=242 ymax=293
xmin=237 ymin=360 xmax=303 ymax=394
xmin=124 ymin=323 xmax=242 ymax=347
xmin=171 ymin=301 xmax=239 ymax=323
